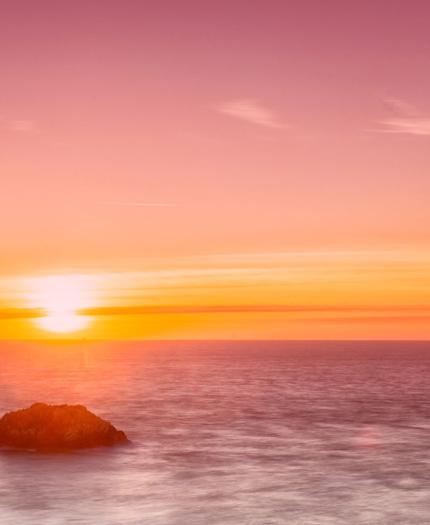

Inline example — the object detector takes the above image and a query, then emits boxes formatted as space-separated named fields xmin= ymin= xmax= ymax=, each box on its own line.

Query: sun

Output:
xmin=36 ymin=312 xmax=90 ymax=334
xmin=28 ymin=275 xmax=93 ymax=334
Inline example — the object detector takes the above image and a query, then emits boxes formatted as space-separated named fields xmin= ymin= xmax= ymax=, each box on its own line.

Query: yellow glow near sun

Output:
xmin=28 ymin=275 xmax=93 ymax=334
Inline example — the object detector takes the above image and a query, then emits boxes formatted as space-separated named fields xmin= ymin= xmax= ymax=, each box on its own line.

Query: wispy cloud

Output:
xmin=107 ymin=201 xmax=176 ymax=208
xmin=2 ymin=304 xmax=430 ymax=321
xmin=81 ymin=304 xmax=430 ymax=318
xmin=216 ymin=99 xmax=287 ymax=129
xmin=375 ymin=98 xmax=430 ymax=136
xmin=9 ymin=119 xmax=37 ymax=133
xmin=1 ymin=115 xmax=38 ymax=134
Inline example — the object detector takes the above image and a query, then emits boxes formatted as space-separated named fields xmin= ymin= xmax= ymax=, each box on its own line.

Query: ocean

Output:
xmin=1 ymin=340 xmax=430 ymax=524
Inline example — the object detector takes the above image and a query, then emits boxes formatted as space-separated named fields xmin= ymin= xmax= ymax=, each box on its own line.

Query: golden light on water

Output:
xmin=28 ymin=275 xmax=93 ymax=334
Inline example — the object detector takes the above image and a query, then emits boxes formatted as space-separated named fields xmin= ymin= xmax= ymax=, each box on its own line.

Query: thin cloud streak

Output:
xmin=10 ymin=120 xmax=37 ymax=133
xmin=375 ymin=98 xmax=430 ymax=136
xmin=80 ymin=304 xmax=430 ymax=317
xmin=377 ymin=118 xmax=430 ymax=136
xmin=2 ymin=305 xmax=430 ymax=320
xmin=216 ymin=99 xmax=287 ymax=129
xmin=0 ymin=117 xmax=38 ymax=134
xmin=107 ymin=202 xmax=176 ymax=208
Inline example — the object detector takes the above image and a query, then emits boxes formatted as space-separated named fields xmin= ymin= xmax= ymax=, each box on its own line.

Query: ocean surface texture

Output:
xmin=1 ymin=340 xmax=430 ymax=525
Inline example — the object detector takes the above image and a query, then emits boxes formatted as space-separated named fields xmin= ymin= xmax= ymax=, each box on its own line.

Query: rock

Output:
xmin=0 ymin=403 xmax=128 ymax=451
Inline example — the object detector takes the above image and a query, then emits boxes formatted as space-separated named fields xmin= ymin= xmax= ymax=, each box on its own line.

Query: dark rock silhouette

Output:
xmin=0 ymin=403 xmax=128 ymax=451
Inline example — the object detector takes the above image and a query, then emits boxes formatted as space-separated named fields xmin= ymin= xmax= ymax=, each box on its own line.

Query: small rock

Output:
xmin=0 ymin=403 xmax=128 ymax=451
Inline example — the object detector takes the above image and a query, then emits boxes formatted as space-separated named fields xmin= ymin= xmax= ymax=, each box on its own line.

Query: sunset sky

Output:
xmin=1 ymin=0 xmax=429 ymax=340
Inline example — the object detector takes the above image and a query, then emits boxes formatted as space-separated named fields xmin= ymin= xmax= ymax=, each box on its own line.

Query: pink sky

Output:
xmin=1 ymin=1 xmax=429 ymax=339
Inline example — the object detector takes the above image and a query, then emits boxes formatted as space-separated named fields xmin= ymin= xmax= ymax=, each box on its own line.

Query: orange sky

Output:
xmin=1 ymin=1 xmax=429 ymax=340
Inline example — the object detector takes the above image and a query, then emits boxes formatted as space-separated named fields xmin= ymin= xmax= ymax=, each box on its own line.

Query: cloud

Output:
xmin=0 ymin=117 xmax=38 ymax=134
xmin=80 ymin=304 xmax=430 ymax=318
xmin=107 ymin=202 xmax=176 ymax=208
xmin=216 ymin=99 xmax=287 ymax=129
xmin=375 ymin=98 xmax=430 ymax=136
xmin=10 ymin=120 xmax=37 ymax=133
xmin=377 ymin=118 xmax=430 ymax=136
xmin=3 ymin=304 xmax=430 ymax=321
xmin=383 ymin=97 xmax=419 ymax=117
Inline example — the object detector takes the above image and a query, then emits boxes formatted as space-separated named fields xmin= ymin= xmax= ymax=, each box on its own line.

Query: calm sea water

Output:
xmin=1 ymin=340 xmax=430 ymax=524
